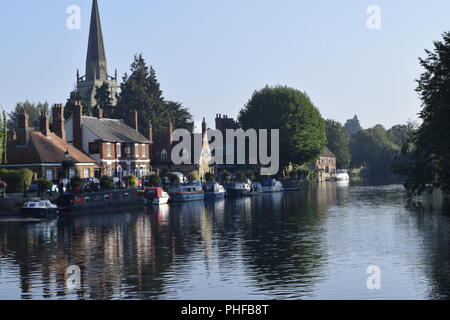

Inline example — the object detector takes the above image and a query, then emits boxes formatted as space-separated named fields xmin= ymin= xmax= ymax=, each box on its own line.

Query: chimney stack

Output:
xmin=39 ymin=111 xmax=50 ymax=137
xmin=147 ymin=121 xmax=153 ymax=143
xmin=202 ymin=117 xmax=207 ymax=136
xmin=128 ymin=110 xmax=138 ymax=131
xmin=16 ymin=109 xmax=29 ymax=145
xmin=52 ymin=104 xmax=66 ymax=141
xmin=73 ymin=101 xmax=83 ymax=150
xmin=168 ymin=120 xmax=173 ymax=145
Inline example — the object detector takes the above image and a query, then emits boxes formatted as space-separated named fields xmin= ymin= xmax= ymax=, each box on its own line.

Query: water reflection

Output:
xmin=1 ymin=182 xmax=450 ymax=299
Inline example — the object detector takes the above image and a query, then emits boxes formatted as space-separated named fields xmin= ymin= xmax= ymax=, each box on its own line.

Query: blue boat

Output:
xmin=168 ymin=184 xmax=205 ymax=202
xmin=203 ymin=183 xmax=226 ymax=199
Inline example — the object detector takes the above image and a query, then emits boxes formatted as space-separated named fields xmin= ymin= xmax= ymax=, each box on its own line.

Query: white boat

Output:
xmin=261 ymin=179 xmax=283 ymax=193
xmin=142 ymin=187 xmax=170 ymax=205
xmin=21 ymin=200 xmax=59 ymax=218
xmin=225 ymin=182 xmax=251 ymax=196
xmin=243 ymin=182 xmax=263 ymax=196
xmin=333 ymin=169 xmax=350 ymax=181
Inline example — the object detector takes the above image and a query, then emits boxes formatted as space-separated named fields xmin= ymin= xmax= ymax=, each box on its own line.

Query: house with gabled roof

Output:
xmin=1 ymin=106 xmax=98 ymax=181
xmin=64 ymin=102 xmax=152 ymax=178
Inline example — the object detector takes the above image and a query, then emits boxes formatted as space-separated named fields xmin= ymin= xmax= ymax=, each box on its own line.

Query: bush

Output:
xmin=187 ymin=172 xmax=198 ymax=182
xmin=236 ymin=171 xmax=245 ymax=181
xmin=204 ymin=172 xmax=215 ymax=183
xmin=220 ymin=170 xmax=231 ymax=183
xmin=127 ymin=175 xmax=138 ymax=188
xmin=0 ymin=168 xmax=33 ymax=193
xmin=245 ymin=170 xmax=255 ymax=181
xmin=168 ymin=173 xmax=180 ymax=185
xmin=100 ymin=176 xmax=114 ymax=190
xmin=147 ymin=174 xmax=161 ymax=187
xmin=37 ymin=177 xmax=53 ymax=191
xmin=70 ymin=176 xmax=83 ymax=190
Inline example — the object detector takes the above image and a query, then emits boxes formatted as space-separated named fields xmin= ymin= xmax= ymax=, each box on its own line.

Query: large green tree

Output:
xmin=8 ymin=101 xmax=49 ymax=129
xmin=116 ymin=54 xmax=193 ymax=136
xmin=344 ymin=115 xmax=362 ymax=136
xmin=238 ymin=86 xmax=326 ymax=173
xmin=404 ymin=32 xmax=450 ymax=194
xmin=94 ymin=82 xmax=114 ymax=117
xmin=325 ymin=119 xmax=351 ymax=169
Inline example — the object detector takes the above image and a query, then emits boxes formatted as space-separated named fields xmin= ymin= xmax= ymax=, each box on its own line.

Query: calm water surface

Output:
xmin=1 ymin=181 xmax=450 ymax=300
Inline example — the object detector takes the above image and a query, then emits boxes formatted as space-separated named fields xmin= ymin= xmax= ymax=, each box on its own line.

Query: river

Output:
xmin=0 ymin=180 xmax=449 ymax=300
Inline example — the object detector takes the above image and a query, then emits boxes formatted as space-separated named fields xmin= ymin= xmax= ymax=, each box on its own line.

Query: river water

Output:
xmin=0 ymin=181 xmax=449 ymax=300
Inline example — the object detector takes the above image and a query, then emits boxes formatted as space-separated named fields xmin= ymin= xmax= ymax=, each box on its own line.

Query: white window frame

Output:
xmin=141 ymin=144 xmax=146 ymax=157
xmin=117 ymin=143 xmax=121 ymax=157
xmin=106 ymin=143 xmax=112 ymax=157
xmin=135 ymin=144 xmax=139 ymax=158
xmin=46 ymin=169 xmax=53 ymax=181
xmin=69 ymin=168 xmax=76 ymax=178
xmin=83 ymin=168 xmax=90 ymax=178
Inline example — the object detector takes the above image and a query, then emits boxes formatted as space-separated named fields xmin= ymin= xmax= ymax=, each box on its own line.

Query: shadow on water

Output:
xmin=2 ymin=180 xmax=450 ymax=299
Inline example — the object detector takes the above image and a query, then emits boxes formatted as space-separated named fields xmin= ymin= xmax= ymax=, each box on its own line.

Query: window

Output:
xmin=46 ymin=169 xmax=53 ymax=181
xmin=141 ymin=144 xmax=146 ymax=157
xmin=135 ymin=144 xmax=139 ymax=158
xmin=117 ymin=143 xmax=121 ymax=157
xmin=161 ymin=149 xmax=168 ymax=161
xmin=83 ymin=168 xmax=90 ymax=178
xmin=106 ymin=143 xmax=112 ymax=157
xmin=69 ymin=168 xmax=76 ymax=178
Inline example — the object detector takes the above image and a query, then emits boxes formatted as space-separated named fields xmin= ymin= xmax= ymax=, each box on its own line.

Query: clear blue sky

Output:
xmin=1 ymin=0 xmax=449 ymax=129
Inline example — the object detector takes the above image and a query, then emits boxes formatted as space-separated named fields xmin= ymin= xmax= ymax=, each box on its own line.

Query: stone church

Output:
xmin=76 ymin=0 xmax=118 ymax=107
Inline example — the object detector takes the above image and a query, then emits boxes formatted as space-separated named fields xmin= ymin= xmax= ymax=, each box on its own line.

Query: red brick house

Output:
xmin=1 ymin=106 xmax=98 ymax=181
xmin=311 ymin=147 xmax=337 ymax=181
xmin=65 ymin=102 xmax=152 ymax=178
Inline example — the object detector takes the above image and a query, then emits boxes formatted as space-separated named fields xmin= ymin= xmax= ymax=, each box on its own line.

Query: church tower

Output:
xmin=77 ymin=0 xmax=117 ymax=108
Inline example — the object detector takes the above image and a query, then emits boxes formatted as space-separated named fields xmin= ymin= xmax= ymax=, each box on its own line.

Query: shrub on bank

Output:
xmin=100 ymin=176 xmax=114 ymax=190
xmin=0 ymin=168 xmax=33 ymax=193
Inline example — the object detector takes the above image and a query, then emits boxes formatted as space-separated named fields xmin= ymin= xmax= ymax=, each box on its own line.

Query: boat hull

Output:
xmin=169 ymin=192 xmax=204 ymax=202
xmin=21 ymin=208 xmax=59 ymax=218
xmin=204 ymin=192 xmax=226 ymax=199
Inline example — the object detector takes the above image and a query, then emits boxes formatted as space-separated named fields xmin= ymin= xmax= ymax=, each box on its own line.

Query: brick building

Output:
xmin=65 ymin=102 xmax=152 ymax=178
xmin=1 ymin=106 xmax=98 ymax=181
xmin=311 ymin=147 xmax=337 ymax=181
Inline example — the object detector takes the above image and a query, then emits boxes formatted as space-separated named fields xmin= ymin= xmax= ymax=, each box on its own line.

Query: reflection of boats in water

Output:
xmin=203 ymin=183 xmax=226 ymax=199
xmin=142 ymin=187 xmax=170 ymax=205
xmin=262 ymin=179 xmax=283 ymax=193
xmin=168 ymin=183 xmax=205 ymax=202
xmin=21 ymin=200 xmax=59 ymax=218
xmin=333 ymin=170 xmax=350 ymax=181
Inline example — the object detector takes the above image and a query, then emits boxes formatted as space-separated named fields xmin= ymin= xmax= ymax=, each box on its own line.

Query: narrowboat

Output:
xmin=261 ymin=179 xmax=283 ymax=193
xmin=168 ymin=184 xmax=204 ymax=202
xmin=203 ymin=183 xmax=226 ymax=199
xmin=142 ymin=187 xmax=170 ymax=205
xmin=225 ymin=182 xmax=251 ymax=196
xmin=21 ymin=200 xmax=59 ymax=218
xmin=243 ymin=182 xmax=263 ymax=196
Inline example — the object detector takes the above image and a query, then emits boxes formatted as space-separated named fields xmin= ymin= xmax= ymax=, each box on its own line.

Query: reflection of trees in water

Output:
xmin=236 ymin=188 xmax=337 ymax=298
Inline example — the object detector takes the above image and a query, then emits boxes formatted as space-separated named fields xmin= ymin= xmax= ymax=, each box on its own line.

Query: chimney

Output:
xmin=39 ymin=111 xmax=50 ymax=137
xmin=93 ymin=106 xmax=103 ymax=119
xmin=128 ymin=110 xmax=138 ymax=131
xmin=168 ymin=120 xmax=173 ymax=145
xmin=52 ymin=104 xmax=65 ymax=141
xmin=16 ymin=109 xmax=29 ymax=145
xmin=147 ymin=121 xmax=153 ymax=143
xmin=202 ymin=117 xmax=207 ymax=136
xmin=73 ymin=101 xmax=83 ymax=150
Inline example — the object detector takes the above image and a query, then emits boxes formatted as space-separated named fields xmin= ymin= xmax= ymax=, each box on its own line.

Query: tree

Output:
xmin=204 ymin=172 xmax=215 ymax=183
xmin=350 ymin=126 xmax=399 ymax=177
xmin=187 ymin=172 xmax=199 ymax=182
xmin=100 ymin=176 xmax=114 ymax=190
xmin=168 ymin=173 xmax=180 ymax=186
xmin=344 ymin=115 xmax=362 ymax=136
xmin=236 ymin=171 xmax=245 ymax=181
xmin=238 ymin=86 xmax=326 ymax=174
xmin=8 ymin=101 xmax=49 ymax=129
xmin=94 ymin=82 xmax=114 ymax=117
xmin=116 ymin=54 xmax=193 ymax=136
xmin=220 ymin=170 xmax=231 ymax=183
xmin=65 ymin=91 xmax=92 ymax=120
xmin=325 ymin=119 xmax=351 ymax=169
xmin=148 ymin=174 xmax=161 ymax=186
xmin=0 ymin=109 xmax=7 ymax=163
xmin=387 ymin=122 xmax=418 ymax=148
xmin=405 ymin=32 xmax=450 ymax=194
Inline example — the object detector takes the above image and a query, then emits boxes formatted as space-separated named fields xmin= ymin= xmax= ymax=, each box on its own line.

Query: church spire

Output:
xmin=85 ymin=0 xmax=108 ymax=81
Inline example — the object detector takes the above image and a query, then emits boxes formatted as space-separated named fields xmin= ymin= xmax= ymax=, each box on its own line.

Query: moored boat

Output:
xmin=142 ymin=187 xmax=170 ymax=205
xmin=243 ymin=182 xmax=263 ymax=196
xmin=21 ymin=200 xmax=59 ymax=218
xmin=261 ymin=179 xmax=283 ymax=193
xmin=225 ymin=182 xmax=251 ymax=196
xmin=333 ymin=169 xmax=350 ymax=181
xmin=168 ymin=184 xmax=205 ymax=202
xmin=203 ymin=183 xmax=226 ymax=199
